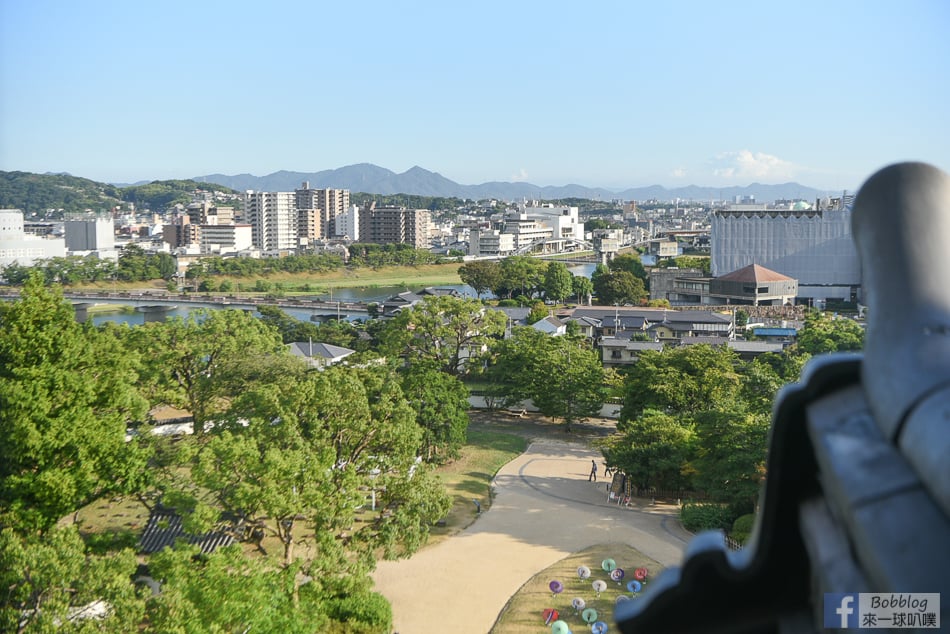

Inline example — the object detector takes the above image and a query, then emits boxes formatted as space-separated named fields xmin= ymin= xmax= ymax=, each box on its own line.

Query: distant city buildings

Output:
xmin=0 ymin=209 xmax=66 ymax=267
xmin=468 ymin=202 xmax=586 ymax=257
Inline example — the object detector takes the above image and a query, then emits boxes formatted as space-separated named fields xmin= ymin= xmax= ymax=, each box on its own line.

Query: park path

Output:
xmin=371 ymin=441 xmax=691 ymax=634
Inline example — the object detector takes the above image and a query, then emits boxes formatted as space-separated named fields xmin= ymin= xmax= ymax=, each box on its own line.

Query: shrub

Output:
xmin=680 ymin=501 xmax=733 ymax=533
xmin=730 ymin=513 xmax=756 ymax=544
xmin=324 ymin=591 xmax=392 ymax=634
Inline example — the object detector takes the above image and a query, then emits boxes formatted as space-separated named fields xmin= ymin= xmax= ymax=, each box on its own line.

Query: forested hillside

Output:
xmin=0 ymin=171 xmax=122 ymax=216
xmin=0 ymin=171 xmax=239 ymax=218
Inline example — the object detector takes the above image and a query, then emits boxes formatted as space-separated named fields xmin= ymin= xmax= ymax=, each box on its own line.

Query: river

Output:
xmin=87 ymin=264 xmax=598 ymax=327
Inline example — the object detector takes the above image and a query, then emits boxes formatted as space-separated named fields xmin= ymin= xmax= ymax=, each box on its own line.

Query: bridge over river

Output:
xmin=0 ymin=290 xmax=370 ymax=323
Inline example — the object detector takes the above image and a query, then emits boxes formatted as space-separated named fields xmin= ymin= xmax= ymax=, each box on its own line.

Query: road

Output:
xmin=371 ymin=441 xmax=691 ymax=634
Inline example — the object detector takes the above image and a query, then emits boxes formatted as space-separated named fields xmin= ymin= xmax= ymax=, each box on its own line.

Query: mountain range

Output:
xmin=191 ymin=163 xmax=835 ymax=203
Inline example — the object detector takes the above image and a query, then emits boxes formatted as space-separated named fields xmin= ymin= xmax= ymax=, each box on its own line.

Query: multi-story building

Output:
xmin=187 ymin=201 xmax=234 ymax=226
xmin=467 ymin=228 xmax=515 ymax=256
xmin=295 ymin=183 xmax=349 ymax=239
xmin=296 ymin=207 xmax=323 ymax=246
xmin=711 ymin=196 xmax=859 ymax=303
xmin=468 ymin=202 xmax=584 ymax=256
xmin=162 ymin=213 xmax=201 ymax=249
xmin=334 ymin=204 xmax=360 ymax=240
xmin=245 ymin=191 xmax=298 ymax=251
xmin=199 ymin=224 xmax=253 ymax=255
xmin=359 ymin=204 xmax=431 ymax=248
xmin=0 ymin=209 xmax=66 ymax=268
xmin=64 ymin=212 xmax=115 ymax=252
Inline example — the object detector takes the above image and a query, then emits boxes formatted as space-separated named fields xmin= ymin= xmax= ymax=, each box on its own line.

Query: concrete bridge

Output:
xmin=0 ymin=290 xmax=370 ymax=322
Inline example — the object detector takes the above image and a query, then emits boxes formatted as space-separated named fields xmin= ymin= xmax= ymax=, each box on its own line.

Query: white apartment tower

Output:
xmin=334 ymin=204 xmax=360 ymax=240
xmin=245 ymin=191 xmax=298 ymax=251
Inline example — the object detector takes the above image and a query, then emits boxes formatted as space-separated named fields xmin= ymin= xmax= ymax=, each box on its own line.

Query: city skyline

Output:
xmin=1 ymin=1 xmax=948 ymax=192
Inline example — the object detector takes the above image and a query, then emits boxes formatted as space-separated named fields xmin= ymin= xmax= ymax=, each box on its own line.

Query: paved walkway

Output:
xmin=371 ymin=441 xmax=691 ymax=634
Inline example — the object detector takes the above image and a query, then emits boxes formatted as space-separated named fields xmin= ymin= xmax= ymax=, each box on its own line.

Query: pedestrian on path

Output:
xmin=589 ymin=459 xmax=597 ymax=482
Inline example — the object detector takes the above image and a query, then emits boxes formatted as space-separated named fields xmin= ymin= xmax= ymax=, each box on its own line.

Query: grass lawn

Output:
xmin=426 ymin=428 xmax=528 ymax=547
xmin=67 ymin=263 xmax=464 ymax=294
xmin=491 ymin=543 xmax=664 ymax=633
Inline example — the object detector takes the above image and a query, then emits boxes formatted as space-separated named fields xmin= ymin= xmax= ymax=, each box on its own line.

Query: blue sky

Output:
xmin=2 ymin=0 xmax=948 ymax=191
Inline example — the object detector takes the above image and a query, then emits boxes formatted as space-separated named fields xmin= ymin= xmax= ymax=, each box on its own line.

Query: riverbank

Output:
xmin=65 ymin=262 xmax=464 ymax=294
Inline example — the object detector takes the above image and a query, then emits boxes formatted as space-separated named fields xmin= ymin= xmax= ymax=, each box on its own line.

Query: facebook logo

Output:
xmin=824 ymin=593 xmax=859 ymax=629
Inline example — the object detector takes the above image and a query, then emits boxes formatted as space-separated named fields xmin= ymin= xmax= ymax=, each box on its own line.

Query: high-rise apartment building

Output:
xmin=359 ymin=204 xmax=430 ymax=249
xmin=245 ymin=191 xmax=298 ymax=251
xmin=295 ymin=183 xmax=349 ymax=240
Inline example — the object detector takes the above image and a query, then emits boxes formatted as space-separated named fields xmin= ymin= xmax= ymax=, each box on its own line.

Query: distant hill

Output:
xmin=193 ymin=164 xmax=834 ymax=202
xmin=0 ymin=171 xmax=123 ymax=217
xmin=0 ymin=172 xmax=239 ymax=217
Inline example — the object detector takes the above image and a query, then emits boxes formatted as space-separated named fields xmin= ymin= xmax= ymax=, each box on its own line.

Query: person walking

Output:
xmin=589 ymin=459 xmax=598 ymax=482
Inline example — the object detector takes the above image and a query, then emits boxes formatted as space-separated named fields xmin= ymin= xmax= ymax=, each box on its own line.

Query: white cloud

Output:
xmin=670 ymin=167 xmax=687 ymax=179
xmin=711 ymin=150 xmax=799 ymax=182
xmin=511 ymin=168 xmax=530 ymax=182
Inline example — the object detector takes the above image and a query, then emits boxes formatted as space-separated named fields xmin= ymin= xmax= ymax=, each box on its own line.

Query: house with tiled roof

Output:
xmin=532 ymin=315 xmax=566 ymax=336
xmin=288 ymin=341 xmax=355 ymax=368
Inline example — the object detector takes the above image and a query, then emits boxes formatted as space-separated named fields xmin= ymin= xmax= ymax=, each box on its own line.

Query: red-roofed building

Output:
xmin=709 ymin=264 xmax=798 ymax=305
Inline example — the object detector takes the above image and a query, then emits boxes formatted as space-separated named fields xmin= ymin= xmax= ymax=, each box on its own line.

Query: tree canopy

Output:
xmin=794 ymin=312 xmax=865 ymax=354
xmin=484 ymin=328 xmax=606 ymax=430
xmin=0 ymin=275 xmax=150 ymax=532
xmin=604 ymin=343 xmax=774 ymax=513
xmin=378 ymin=295 xmax=507 ymax=375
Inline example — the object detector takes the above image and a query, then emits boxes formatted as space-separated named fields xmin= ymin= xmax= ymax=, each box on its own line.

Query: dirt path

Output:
xmin=371 ymin=440 xmax=690 ymax=634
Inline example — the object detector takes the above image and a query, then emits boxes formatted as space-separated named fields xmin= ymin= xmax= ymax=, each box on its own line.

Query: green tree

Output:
xmin=600 ymin=409 xmax=695 ymax=492
xmin=400 ymin=366 xmax=470 ymax=463
xmin=740 ymin=356 xmax=785 ymax=415
xmin=572 ymin=275 xmax=593 ymax=305
xmin=489 ymin=329 xmax=606 ymax=430
xmin=619 ymin=344 xmax=743 ymax=424
xmin=692 ymin=409 xmax=770 ymax=512
xmin=0 ymin=526 xmax=145 ymax=633
xmin=794 ymin=312 xmax=865 ymax=354
xmin=526 ymin=301 xmax=548 ymax=325
xmin=542 ymin=261 xmax=573 ymax=303
xmin=498 ymin=256 xmax=545 ymax=298
xmin=458 ymin=260 xmax=502 ymax=297
xmin=379 ymin=295 xmax=507 ymax=375
xmin=144 ymin=545 xmax=351 ymax=634
xmin=609 ymin=253 xmax=648 ymax=283
xmin=0 ymin=276 xmax=149 ymax=532
xmin=197 ymin=365 xmax=448 ymax=563
xmin=131 ymin=308 xmax=284 ymax=434
xmin=593 ymin=270 xmax=647 ymax=305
